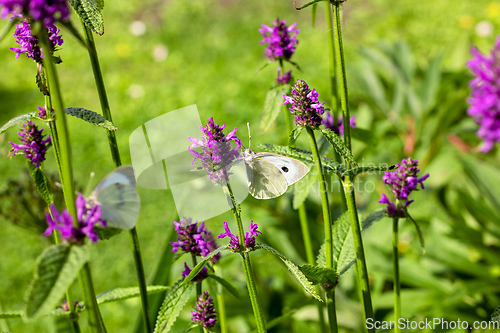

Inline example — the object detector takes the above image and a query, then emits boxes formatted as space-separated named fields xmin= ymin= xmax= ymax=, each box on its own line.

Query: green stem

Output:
xmin=331 ymin=2 xmax=375 ymax=330
xmin=298 ymin=205 xmax=314 ymax=265
xmin=393 ymin=217 xmax=401 ymax=332
xmin=39 ymin=28 xmax=106 ymax=333
xmin=223 ymin=183 xmax=266 ymax=333
xmin=79 ymin=263 xmax=107 ymax=333
xmin=81 ymin=21 xmax=153 ymax=333
xmin=191 ymin=255 xmax=203 ymax=333
xmin=325 ymin=289 xmax=337 ymax=333
xmin=130 ymin=228 xmax=153 ymax=333
xmin=305 ymin=127 xmax=337 ymax=333
xmin=214 ymin=266 xmax=228 ymax=333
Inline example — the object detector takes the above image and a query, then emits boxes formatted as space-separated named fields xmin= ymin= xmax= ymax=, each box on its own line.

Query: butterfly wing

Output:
xmin=246 ymin=156 xmax=288 ymax=199
xmin=90 ymin=166 xmax=140 ymax=229
xmin=255 ymin=153 xmax=310 ymax=185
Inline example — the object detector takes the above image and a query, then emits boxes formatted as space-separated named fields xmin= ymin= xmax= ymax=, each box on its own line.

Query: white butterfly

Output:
xmin=88 ymin=166 xmax=140 ymax=229
xmin=243 ymin=148 xmax=310 ymax=199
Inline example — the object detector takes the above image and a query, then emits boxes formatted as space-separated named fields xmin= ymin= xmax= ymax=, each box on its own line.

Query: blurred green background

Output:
xmin=1 ymin=0 xmax=500 ymax=332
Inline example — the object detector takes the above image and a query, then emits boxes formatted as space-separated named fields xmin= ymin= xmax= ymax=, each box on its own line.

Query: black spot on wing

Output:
xmin=281 ymin=166 xmax=289 ymax=173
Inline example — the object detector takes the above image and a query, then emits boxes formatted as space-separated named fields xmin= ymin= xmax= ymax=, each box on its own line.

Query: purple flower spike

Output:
xmin=170 ymin=217 xmax=220 ymax=262
xmin=218 ymin=221 xmax=261 ymax=252
xmin=0 ymin=0 xmax=70 ymax=27
xmin=276 ymin=68 xmax=292 ymax=84
xmin=188 ymin=117 xmax=241 ymax=186
xmin=322 ymin=110 xmax=356 ymax=135
xmin=10 ymin=21 xmax=63 ymax=62
xmin=283 ymin=79 xmax=325 ymax=129
xmin=182 ymin=262 xmax=208 ymax=283
xmin=191 ymin=292 xmax=217 ymax=328
xmin=43 ymin=194 xmax=107 ymax=244
xmin=259 ymin=19 xmax=299 ymax=62
xmin=9 ymin=120 xmax=51 ymax=168
xmin=467 ymin=36 xmax=500 ymax=153
xmin=379 ymin=157 xmax=429 ymax=217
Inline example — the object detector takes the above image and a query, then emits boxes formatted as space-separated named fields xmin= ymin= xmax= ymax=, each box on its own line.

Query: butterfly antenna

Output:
xmin=84 ymin=172 xmax=95 ymax=197
xmin=247 ymin=122 xmax=251 ymax=149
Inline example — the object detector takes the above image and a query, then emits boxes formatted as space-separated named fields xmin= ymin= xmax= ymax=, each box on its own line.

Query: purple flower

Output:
xmin=10 ymin=21 xmax=63 ymax=62
xmin=259 ymin=19 xmax=299 ymax=62
xmin=276 ymin=68 xmax=292 ymax=84
xmin=191 ymin=292 xmax=217 ymax=328
xmin=9 ymin=120 xmax=51 ymax=168
xmin=467 ymin=36 xmax=500 ymax=153
xmin=322 ymin=110 xmax=356 ymax=135
xmin=37 ymin=105 xmax=53 ymax=119
xmin=43 ymin=193 xmax=107 ymax=244
xmin=170 ymin=217 xmax=220 ymax=263
xmin=62 ymin=300 xmax=81 ymax=313
xmin=182 ymin=262 xmax=208 ymax=283
xmin=379 ymin=157 xmax=429 ymax=217
xmin=283 ymin=79 xmax=325 ymax=129
xmin=217 ymin=221 xmax=261 ymax=252
xmin=188 ymin=117 xmax=241 ymax=186
xmin=0 ymin=0 xmax=70 ymax=27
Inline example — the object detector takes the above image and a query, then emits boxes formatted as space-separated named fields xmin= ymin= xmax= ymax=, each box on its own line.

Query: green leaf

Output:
xmin=320 ymin=129 xmax=357 ymax=166
xmin=288 ymin=127 xmax=303 ymax=147
xmin=154 ymin=280 xmax=193 ymax=333
xmin=65 ymin=107 xmax=117 ymax=131
xmin=0 ymin=311 xmax=21 ymax=319
xmin=27 ymin=164 xmax=54 ymax=205
xmin=97 ymin=286 xmax=169 ymax=305
xmin=182 ymin=246 xmax=228 ymax=285
xmin=24 ymin=244 xmax=89 ymax=319
xmin=491 ymin=306 xmax=500 ymax=322
xmin=95 ymin=226 xmax=122 ymax=241
xmin=351 ymin=128 xmax=377 ymax=146
xmin=96 ymin=0 xmax=104 ymax=10
xmin=299 ymin=264 xmax=338 ymax=286
xmin=261 ymin=84 xmax=290 ymax=133
xmin=351 ymin=164 xmax=394 ymax=177
xmin=0 ymin=112 xmax=37 ymax=135
xmin=206 ymin=275 xmax=240 ymax=299
xmin=68 ymin=0 xmax=104 ymax=35
xmin=402 ymin=207 xmax=425 ymax=252
xmin=317 ymin=210 xmax=385 ymax=276
xmin=255 ymin=243 xmax=322 ymax=301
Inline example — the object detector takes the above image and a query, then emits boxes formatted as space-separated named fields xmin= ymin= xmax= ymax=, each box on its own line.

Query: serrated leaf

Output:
xmin=27 ymin=164 xmax=54 ymax=205
xmin=288 ymin=127 xmax=303 ymax=147
xmin=255 ymin=243 xmax=322 ymax=301
xmin=65 ymin=107 xmax=117 ymax=131
xmin=256 ymin=143 xmax=345 ymax=176
xmin=351 ymin=128 xmax=377 ymax=146
xmin=299 ymin=264 xmax=337 ymax=286
xmin=182 ymin=246 xmax=228 ymax=286
xmin=68 ymin=0 xmax=104 ymax=35
xmin=351 ymin=164 xmax=394 ymax=177
xmin=261 ymin=85 xmax=290 ymax=133
xmin=24 ymin=244 xmax=89 ymax=319
xmin=154 ymin=280 xmax=193 ymax=333
xmin=320 ymin=129 xmax=357 ymax=166
xmin=491 ymin=306 xmax=500 ymax=322
xmin=97 ymin=286 xmax=169 ymax=305
xmin=0 ymin=112 xmax=37 ymax=135
xmin=317 ymin=210 xmax=385 ymax=276
xmin=206 ymin=275 xmax=240 ymax=299
xmin=0 ymin=311 xmax=21 ymax=319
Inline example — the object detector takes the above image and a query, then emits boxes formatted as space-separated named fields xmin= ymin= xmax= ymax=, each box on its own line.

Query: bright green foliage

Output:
xmin=288 ymin=127 xmax=303 ymax=147
xmin=181 ymin=246 xmax=228 ymax=286
xmin=65 ymin=108 xmax=117 ymax=131
xmin=255 ymin=243 xmax=322 ymax=301
xmin=96 ymin=286 xmax=169 ymax=305
xmin=26 ymin=163 xmax=53 ymax=205
xmin=321 ymin=129 xmax=357 ymax=166
xmin=24 ymin=244 xmax=89 ymax=319
xmin=261 ymin=85 xmax=290 ymax=133
xmin=299 ymin=264 xmax=337 ymax=286
xmin=206 ymin=274 xmax=240 ymax=299
xmin=154 ymin=280 xmax=193 ymax=333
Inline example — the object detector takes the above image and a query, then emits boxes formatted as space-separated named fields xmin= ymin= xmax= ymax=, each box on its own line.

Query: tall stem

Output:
xmin=331 ymin=2 xmax=375 ymax=330
xmin=223 ymin=183 xmax=266 ymax=333
xmin=393 ymin=217 xmax=401 ymax=332
xmin=305 ymin=127 xmax=337 ymax=333
xmin=81 ymin=22 xmax=152 ymax=332
xmin=214 ymin=265 xmax=228 ymax=333
xmin=39 ymin=28 xmax=106 ymax=333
